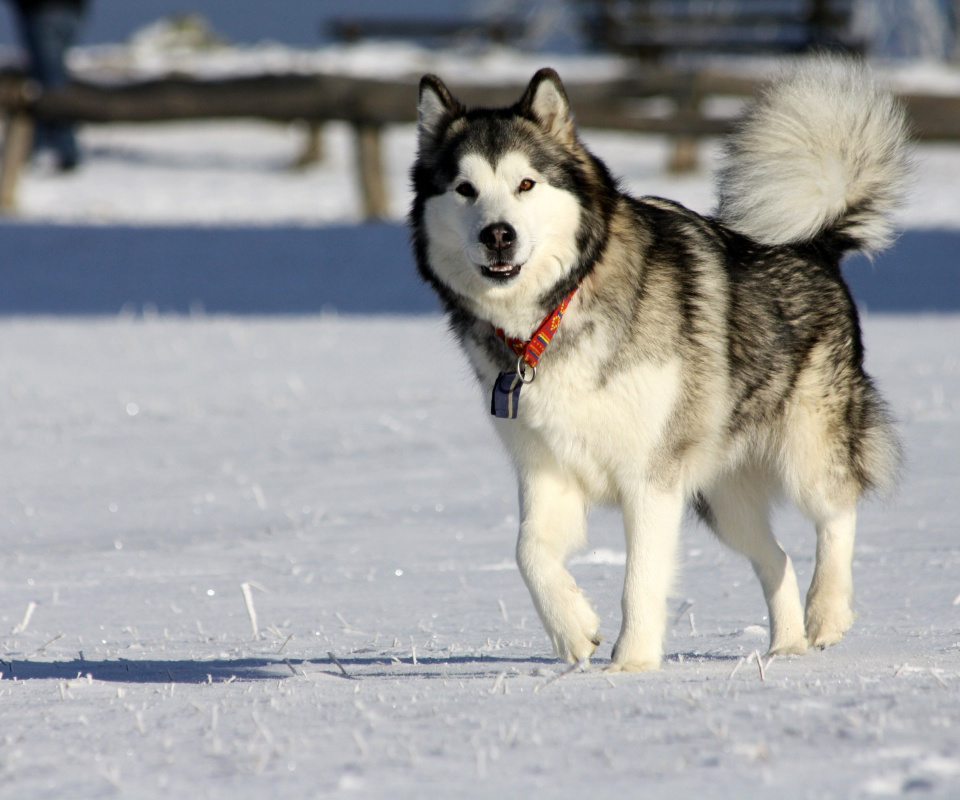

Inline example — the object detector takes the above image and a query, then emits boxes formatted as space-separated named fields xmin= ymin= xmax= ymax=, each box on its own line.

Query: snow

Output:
xmin=1 ymin=40 xmax=959 ymax=799
xmin=1 ymin=314 xmax=959 ymax=798
xmin=67 ymin=40 xmax=628 ymax=84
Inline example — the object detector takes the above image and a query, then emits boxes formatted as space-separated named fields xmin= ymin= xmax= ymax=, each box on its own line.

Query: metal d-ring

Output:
xmin=516 ymin=355 xmax=536 ymax=384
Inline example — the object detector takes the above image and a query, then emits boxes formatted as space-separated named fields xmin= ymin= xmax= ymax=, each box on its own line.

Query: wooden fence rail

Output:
xmin=2 ymin=70 xmax=959 ymax=217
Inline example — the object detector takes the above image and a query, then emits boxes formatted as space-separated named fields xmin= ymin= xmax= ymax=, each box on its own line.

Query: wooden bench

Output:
xmin=0 ymin=70 xmax=409 ymax=216
xmin=576 ymin=0 xmax=862 ymax=169
xmin=577 ymin=0 xmax=862 ymax=60
xmin=327 ymin=17 xmax=528 ymax=47
xmin=2 ymin=67 xmax=959 ymax=218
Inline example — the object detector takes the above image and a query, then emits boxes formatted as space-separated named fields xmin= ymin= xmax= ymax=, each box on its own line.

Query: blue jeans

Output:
xmin=16 ymin=2 xmax=83 ymax=168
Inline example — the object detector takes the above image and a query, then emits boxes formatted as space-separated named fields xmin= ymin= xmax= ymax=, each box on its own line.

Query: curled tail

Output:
xmin=717 ymin=57 xmax=912 ymax=253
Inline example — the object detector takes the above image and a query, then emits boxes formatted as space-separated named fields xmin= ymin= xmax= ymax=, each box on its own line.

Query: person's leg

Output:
xmin=17 ymin=3 xmax=82 ymax=168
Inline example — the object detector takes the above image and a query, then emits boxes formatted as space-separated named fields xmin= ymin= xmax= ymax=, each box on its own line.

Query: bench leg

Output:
xmin=293 ymin=121 xmax=324 ymax=169
xmin=354 ymin=122 xmax=388 ymax=220
xmin=668 ymin=84 xmax=701 ymax=173
xmin=0 ymin=112 xmax=35 ymax=212
xmin=668 ymin=135 xmax=699 ymax=173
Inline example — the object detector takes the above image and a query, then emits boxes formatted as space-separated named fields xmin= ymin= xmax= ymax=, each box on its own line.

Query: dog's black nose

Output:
xmin=479 ymin=222 xmax=516 ymax=253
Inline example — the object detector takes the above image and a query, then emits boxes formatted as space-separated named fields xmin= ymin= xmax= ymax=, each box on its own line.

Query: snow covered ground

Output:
xmin=1 ymin=314 xmax=958 ymax=799
xmin=1 ymin=40 xmax=959 ymax=800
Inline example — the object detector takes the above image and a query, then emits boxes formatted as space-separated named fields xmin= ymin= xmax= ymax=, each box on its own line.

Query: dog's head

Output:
xmin=410 ymin=69 xmax=612 ymax=330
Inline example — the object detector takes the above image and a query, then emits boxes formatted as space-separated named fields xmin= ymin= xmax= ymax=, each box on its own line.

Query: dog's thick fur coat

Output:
xmin=409 ymin=59 xmax=909 ymax=670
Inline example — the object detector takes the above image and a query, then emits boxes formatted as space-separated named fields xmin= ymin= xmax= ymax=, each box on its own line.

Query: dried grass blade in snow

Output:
xmin=764 ymin=653 xmax=776 ymax=675
xmin=251 ymin=483 xmax=267 ymax=510
xmin=534 ymin=657 xmax=588 ymax=693
xmin=672 ymin=599 xmax=694 ymax=625
xmin=752 ymin=650 xmax=768 ymax=682
xmin=240 ymin=582 xmax=258 ymax=638
xmin=34 ymin=633 xmax=63 ymax=653
xmin=12 ymin=601 xmax=37 ymax=635
xmin=931 ymin=668 xmax=949 ymax=689
xmin=729 ymin=655 xmax=746 ymax=680
xmin=334 ymin=612 xmax=366 ymax=635
xmin=327 ymin=651 xmax=357 ymax=680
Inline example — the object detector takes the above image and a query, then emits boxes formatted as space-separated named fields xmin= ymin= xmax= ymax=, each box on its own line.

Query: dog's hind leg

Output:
xmin=516 ymin=463 xmax=600 ymax=664
xmin=699 ymin=473 xmax=807 ymax=656
xmin=804 ymin=507 xmax=857 ymax=649
xmin=779 ymin=344 xmax=870 ymax=650
xmin=608 ymin=482 xmax=685 ymax=672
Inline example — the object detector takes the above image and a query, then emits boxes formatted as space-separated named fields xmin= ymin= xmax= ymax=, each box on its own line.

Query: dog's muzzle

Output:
xmin=479 ymin=221 xmax=522 ymax=280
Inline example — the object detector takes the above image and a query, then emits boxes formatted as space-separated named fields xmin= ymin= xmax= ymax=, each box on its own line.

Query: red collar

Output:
xmin=493 ymin=283 xmax=580 ymax=370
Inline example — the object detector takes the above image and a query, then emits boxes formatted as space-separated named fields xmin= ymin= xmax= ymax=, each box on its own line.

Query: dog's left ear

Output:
xmin=519 ymin=68 xmax=575 ymax=146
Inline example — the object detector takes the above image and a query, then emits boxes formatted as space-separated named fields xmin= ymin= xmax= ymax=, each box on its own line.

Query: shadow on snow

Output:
xmin=0 ymin=222 xmax=956 ymax=315
xmin=1 ymin=651 xmax=742 ymax=684
xmin=0 ymin=654 xmax=558 ymax=684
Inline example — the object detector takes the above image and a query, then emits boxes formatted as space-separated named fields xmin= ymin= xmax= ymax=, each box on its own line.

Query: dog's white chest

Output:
xmin=493 ymin=356 xmax=683 ymax=501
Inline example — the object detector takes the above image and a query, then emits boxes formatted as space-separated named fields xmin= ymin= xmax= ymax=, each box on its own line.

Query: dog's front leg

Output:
xmin=608 ymin=482 xmax=685 ymax=672
xmin=516 ymin=465 xmax=600 ymax=664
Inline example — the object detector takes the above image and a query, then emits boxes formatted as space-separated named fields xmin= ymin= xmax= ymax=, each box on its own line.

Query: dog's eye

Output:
xmin=518 ymin=179 xmax=536 ymax=193
xmin=455 ymin=182 xmax=477 ymax=199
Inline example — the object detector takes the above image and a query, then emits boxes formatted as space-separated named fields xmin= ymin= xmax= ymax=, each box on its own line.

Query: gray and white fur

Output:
xmin=409 ymin=57 xmax=909 ymax=671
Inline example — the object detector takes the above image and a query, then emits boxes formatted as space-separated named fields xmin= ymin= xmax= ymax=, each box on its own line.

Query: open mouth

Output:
xmin=480 ymin=261 xmax=523 ymax=281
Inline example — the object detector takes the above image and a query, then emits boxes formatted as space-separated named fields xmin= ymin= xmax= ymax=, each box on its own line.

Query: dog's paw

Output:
xmin=543 ymin=585 xmax=602 ymax=663
xmin=805 ymin=602 xmax=855 ymax=650
xmin=554 ymin=636 xmax=600 ymax=665
xmin=552 ymin=620 xmax=602 ymax=664
xmin=767 ymin=623 xmax=809 ymax=656
xmin=607 ymin=638 xmax=661 ymax=672
xmin=767 ymin=638 xmax=808 ymax=657
xmin=604 ymin=659 xmax=660 ymax=673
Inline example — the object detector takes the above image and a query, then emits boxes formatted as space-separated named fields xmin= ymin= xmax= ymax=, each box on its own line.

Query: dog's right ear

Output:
xmin=417 ymin=75 xmax=462 ymax=148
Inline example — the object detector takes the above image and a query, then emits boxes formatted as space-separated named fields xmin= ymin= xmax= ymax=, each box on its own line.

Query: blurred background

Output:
xmin=0 ymin=0 xmax=958 ymax=313
xmin=0 ymin=1 xmax=495 ymax=49
xmin=0 ymin=1 xmax=957 ymax=57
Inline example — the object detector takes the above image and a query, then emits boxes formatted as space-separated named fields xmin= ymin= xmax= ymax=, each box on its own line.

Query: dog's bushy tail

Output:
xmin=717 ymin=57 xmax=912 ymax=254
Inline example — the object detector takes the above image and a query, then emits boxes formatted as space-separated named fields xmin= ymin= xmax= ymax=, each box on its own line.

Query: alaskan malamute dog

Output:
xmin=410 ymin=59 xmax=909 ymax=671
